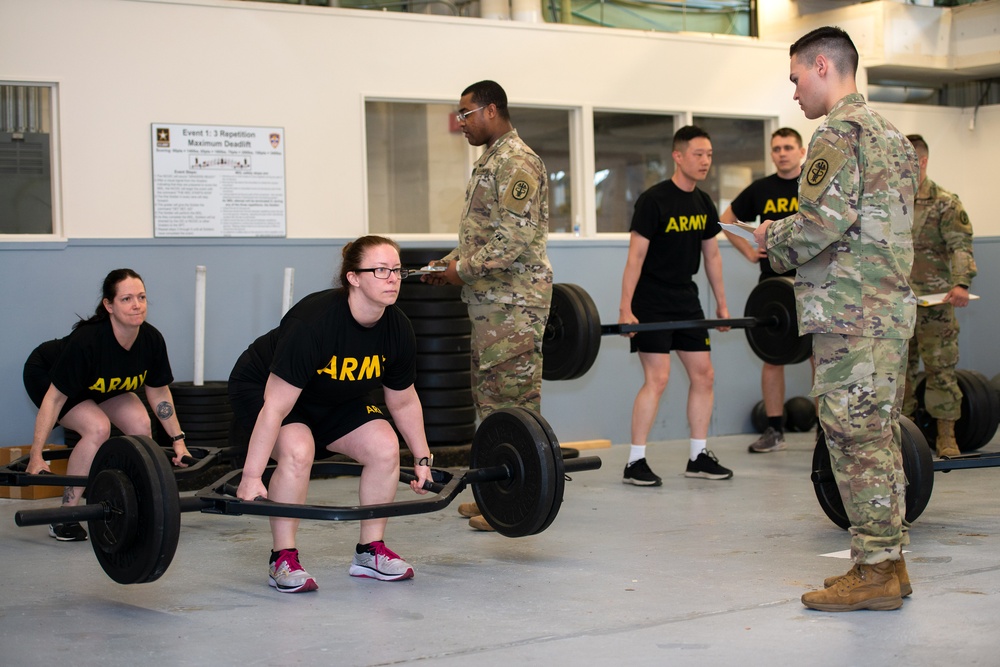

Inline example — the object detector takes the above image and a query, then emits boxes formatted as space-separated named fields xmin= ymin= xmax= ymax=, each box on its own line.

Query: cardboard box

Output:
xmin=0 ymin=444 xmax=70 ymax=500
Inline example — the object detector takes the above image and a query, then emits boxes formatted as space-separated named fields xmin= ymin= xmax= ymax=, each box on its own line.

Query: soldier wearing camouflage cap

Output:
xmin=754 ymin=26 xmax=920 ymax=612
xmin=423 ymin=80 xmax=553 ymax=531
xmin=901 ymin=134 xmax=977 ymax=459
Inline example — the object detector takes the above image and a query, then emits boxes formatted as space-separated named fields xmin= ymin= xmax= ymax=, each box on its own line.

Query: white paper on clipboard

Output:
xmin=916 ymin=292 xmax=979 ymax=307
xmin=719 ymin=221 xmax=759 ymax=243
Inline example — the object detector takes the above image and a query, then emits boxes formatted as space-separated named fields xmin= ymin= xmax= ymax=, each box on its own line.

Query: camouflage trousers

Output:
xmin=902 ymin=304 xmax=961 ymax=420
xmin=811 ymin=333 xmax=910 ymax=564
xmin=467 ymin=302 xmax=548 ymax=419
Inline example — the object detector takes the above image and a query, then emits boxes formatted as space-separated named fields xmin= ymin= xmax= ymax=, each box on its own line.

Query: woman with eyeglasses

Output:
xmin=228 ymin=235 xmax=433 ymax=594
xmin=22 ymin=268 xmax=192 ymax=542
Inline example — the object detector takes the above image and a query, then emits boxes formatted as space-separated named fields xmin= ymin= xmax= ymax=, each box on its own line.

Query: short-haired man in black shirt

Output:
xmin=619 ymin=125 xmax=734 ymax=486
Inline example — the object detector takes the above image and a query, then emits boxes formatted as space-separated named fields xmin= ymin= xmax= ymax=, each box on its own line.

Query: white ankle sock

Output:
xmin=628 ymin=445 xmax=646 ymax=464
xmin=690 ymin=439 xmax=707 ymax=461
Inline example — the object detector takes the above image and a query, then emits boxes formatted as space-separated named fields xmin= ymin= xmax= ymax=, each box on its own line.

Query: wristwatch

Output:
xmin=415 ymin=455 xmax=433 ymax=467
xmin=170 ymin=432 xmax=186 ymax=442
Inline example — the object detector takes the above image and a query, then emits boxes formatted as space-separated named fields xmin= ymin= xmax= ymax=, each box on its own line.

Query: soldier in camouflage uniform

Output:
xmin=754 ymin=27 xmax=920 ymax=612
xmin=901 ymin=134 xmax=977 ymax=458
xmin=423 ymin=80 xmax=552 ymax=531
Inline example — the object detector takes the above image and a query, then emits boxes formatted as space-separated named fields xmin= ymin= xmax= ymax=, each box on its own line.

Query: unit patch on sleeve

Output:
xmin=800 ymin=141 xmax=848 ymax=202
xmin=502 ymin=168 xmax=537 ymax=216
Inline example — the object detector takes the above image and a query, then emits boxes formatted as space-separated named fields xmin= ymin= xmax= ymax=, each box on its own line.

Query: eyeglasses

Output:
xmin=454 ymin=106 xmax=485 ymax=123
xmin=355 ymin=267 xmax=410 ymax=280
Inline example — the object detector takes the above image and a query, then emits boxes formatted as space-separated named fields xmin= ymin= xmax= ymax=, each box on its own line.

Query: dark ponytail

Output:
xmin=336 ymin=235 xmax=401 ymax=292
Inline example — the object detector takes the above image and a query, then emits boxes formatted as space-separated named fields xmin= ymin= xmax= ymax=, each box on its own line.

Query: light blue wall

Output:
xmin=3 ymin=237 xmax=997 ymax=446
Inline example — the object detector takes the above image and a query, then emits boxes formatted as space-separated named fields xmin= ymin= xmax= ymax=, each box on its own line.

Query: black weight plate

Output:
xmin=520 ymin=408 xmax=566 ymax=536
xmin=470 ymin=408 xmax=557 ymax=537
xmin=424 ymin=423 xmax=477 ymax=444
xmin=88 ymin=469 xmax=139 ymax=555
xmin=410 ymin=318 xmax=472 ymax=337
xmin=542 ymin=283 xmax=601 ymax=381
xmin=915 ymin=369 xmax=992 ymax=452
xmin=178 ymin=412 xmax=234 ymax=425
xmin=811 ymin=416 xmax=933 ymax=530
xmin=785 ymin=396 xmax=816 ymax=433
xmin=397 ymin=281 xmax=463 ymax=301
xmin=397 ymin=300 xmax=469 ymax=319
xmin=169 ymin=381 xmax=230 ymax=397
xmin=417 ymin=388 xmax=474 ymax=408
xmin=87 ymin=435 xmax=180 ymax=584
xmin=416 ymin=353 xmax=471 ymax=372
xmin=173 ymin=403 xmax=234 ymax=415
xmin=414 ymin=371 xmax=472 ymax=390
xmin=561 ymin=284 xmax=604 ymax=381
xmin=991 ymin=372 xmax=1000 ymax=398
xmin=964 ymin=370 xmax=999 ymax=451
xmin=416 ymin=335 xmax=471 ymax=354
xmin=744 ymin=277 xmax=812 ymax=366
xmin=423 ymin=406 xmax=477 ymax=425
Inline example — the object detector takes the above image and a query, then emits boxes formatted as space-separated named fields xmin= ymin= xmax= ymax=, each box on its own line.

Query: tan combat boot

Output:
xmin=824 ymin=555 xmax=911 ymax=597
xmin=802 ymin=560 xmax=902 ymax=611
xmin=468 ymin=514 xmax=495 ymax=532
xmin=936 ymin=419 xmax=961 ymax=458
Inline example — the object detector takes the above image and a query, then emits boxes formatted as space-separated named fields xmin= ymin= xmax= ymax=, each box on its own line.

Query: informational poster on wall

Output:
xmin=151 ymin=123 xmax=286 ymax=237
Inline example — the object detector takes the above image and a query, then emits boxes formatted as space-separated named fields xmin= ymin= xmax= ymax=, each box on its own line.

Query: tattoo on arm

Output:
xmin=156 ymin=401 xmax=174 ymax=419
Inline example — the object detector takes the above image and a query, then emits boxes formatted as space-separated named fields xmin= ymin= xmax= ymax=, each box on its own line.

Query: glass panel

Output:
xmin=692 ymin=116 xmax=766 ymax=214
xmin=0 ymin=83 xmax=54 ymax=234
xmin=366 ymin=100 xmax=571 ymax=235
xmin=593 ymin=112 xmax=675 ymax=233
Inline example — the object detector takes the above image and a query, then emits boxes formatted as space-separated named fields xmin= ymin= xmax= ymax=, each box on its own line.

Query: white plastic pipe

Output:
xmin=282 ymin=267 xmax=295 ymax=316
xmin=194 ymin=265 xmax=206 ymax=387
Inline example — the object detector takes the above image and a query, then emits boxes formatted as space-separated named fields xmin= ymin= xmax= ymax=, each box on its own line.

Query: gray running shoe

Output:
xmin=748 ymin=427 xmax=787 ymax=453
xmin=349 ymin=541 xmax=414 ymax=581
xmin=48 ymin=522 xmax=88 ymax=542
xmin=269 ymin=549 xmax=318 ymax=593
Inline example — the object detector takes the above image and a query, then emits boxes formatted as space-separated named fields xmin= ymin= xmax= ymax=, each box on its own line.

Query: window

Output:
xmin=365 ymin=100 xmax=572 ymax=235
xmin=692 ymin=115 xmax=766 ymax=214
xmin=0 ymin=83 xmax=55 ymax=234
xmin=593 ymin=111 xmax=675 ymax=233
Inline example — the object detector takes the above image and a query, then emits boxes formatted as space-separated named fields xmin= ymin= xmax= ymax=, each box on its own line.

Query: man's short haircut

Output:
xmin=772 ymin=127 xmax=803 ymax=147
xmin=789 ymin=26 xmax=859 ymax=77
xmin=462 ymin=80 xmax=510 ymax=121
xmin=672 ymin=125 xmax=711 ymax=152
xmin=907 ymin=134 xmax=929 ymax=158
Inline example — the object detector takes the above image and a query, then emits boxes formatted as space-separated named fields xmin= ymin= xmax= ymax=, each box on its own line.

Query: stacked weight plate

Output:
xmin=396 ymin=248 xmax=477 ymax=447
xmin=167 ymin=381 xmax=232 ymax=450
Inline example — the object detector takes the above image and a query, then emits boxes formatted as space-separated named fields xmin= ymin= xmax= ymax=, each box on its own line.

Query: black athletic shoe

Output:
xmin=623 ymin=458 xmax=663 ymax=486
xmin=684 ymin=451 xmax=734 ymax=480
xmin=48 ymin=522 xmax=88 ymax=542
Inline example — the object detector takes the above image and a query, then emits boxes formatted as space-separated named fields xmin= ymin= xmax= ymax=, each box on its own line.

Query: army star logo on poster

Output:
xmin=806 ymin=158 xmax=829 ymax=186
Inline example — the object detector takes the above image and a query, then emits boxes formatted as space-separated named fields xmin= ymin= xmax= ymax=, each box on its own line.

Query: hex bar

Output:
xmin=934 ymin=453 xmax=1000 ymax=472
xmin=601 ymin=316 xmax=774 ymax=336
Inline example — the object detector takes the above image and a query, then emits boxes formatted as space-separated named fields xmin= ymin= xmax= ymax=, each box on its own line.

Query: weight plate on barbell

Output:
xmin=811 ymin=416 xmax=934 ymax=530
xmin=470 ymin=408 xmax=558 ymax=537
xmin=88 ymin=468 xmax=139 ymax=555
xmin=520 ymin=408 xmax=566 ymax=536
xmin=86 ymin=435 xmax=181 ymax=584
xmin=743 ymin=277 xmax=812 ymax=366
xmin=542 ymin=283 xmax=601 ymax=382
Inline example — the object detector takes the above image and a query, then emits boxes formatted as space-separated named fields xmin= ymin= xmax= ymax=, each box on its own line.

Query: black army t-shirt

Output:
xmin=47 ymin=319 xmax=174 ymax=403
xmin=630 ymin=179 xmax=721 ymax=311
xmin=729 ymin=173 xmax=799 ymax=279
xmin=232 ymin=289 xmax=416 ymax=409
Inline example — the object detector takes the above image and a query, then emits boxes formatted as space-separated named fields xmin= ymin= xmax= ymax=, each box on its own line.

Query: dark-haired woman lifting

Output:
xmin=23 ymin=268 xmax=191 ymax=542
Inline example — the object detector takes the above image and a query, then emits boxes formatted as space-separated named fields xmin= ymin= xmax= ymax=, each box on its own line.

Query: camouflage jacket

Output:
xmin=909 ymin=177 xmax=977 ymax=295
xmin=765 ymin=93 xmax=919 ymax=339
xmin=446 ymin=130 xmax=553 ymax=308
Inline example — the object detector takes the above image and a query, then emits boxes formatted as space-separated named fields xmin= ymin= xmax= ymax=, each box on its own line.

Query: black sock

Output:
xmin=356 ymin=541 xmax=383 ymax=554
xmin=767 ymin=416 xmax=784 ymax=434
xmin=270 ymin=548 xmax=296 ymax=564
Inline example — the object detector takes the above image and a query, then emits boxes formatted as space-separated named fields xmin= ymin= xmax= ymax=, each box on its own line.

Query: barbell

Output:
xmin=542 ymin=277 xmax=812 ymax=381
xmin=811 ymin=414 xmax=1000 ymax=529
xmin=3 ymin=407 xmax=601 ymax=585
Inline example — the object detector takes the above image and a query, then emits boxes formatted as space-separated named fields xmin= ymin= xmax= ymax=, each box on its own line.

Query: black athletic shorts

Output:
xmin=629 ymin=285 xmax=711 ymax=354
xmin=229 ymin=379 xmax=389 ymax=459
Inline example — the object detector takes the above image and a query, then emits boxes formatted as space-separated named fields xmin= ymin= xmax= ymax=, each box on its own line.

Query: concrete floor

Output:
xmin=3 ymin=431 xmax=1000 ymax=666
